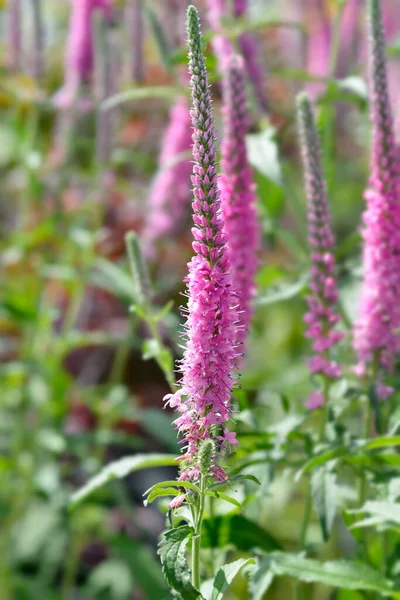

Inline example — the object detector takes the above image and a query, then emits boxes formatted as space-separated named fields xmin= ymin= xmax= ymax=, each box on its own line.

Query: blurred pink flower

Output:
xmin=353 ymin=0 xmax=400 ymax=399
xmin=220 ymin=55 xmax=260 ymax=350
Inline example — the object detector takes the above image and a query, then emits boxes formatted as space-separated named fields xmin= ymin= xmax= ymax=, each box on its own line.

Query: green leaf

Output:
xmin=102 ymin=85 xmax=185 ymax=111
xmin=297 ymin=446 xmax=349 ymax=478
xmin=137 ymin=408 xmax=178 ymax=451
xmin=362 ymin=436 xmax=400 ymax=450
xmin=354 ymin=501 xmax=400 ymax=526
xmin=145 ymin=487 xmax=180 ymax=506
xmin=256 ymin=273 xmax=309 ymax=306
xmin=70 ymin=453 xmax=176 ymax=507
xmin=248 ymin=557 xmax=275 ymax=600
xmin=206 ymin=491 xmax=242 ymax=509
xmin=311 ymin=466 xmax=337 ymax=541
xmin=90 ymin=258 xmax=136 ymax=303
xmin=211 ymin=558 xmax=255 ymax=600
xmin=267 ymin=553 xmax=397 ymax=596
xmin=208 ymin=474 xmax=261 ymax=491
xmin=144 ymin=480 xmax=201 ymax=497
xmin=158 ymin=526 xmax=204 ymax=600
xmin=202 ymin=515 xmax=282 ymax=553
xmin=87 ymin=559 xmax=133 ymax=600
xmin=113 ymin=536 xmax=170 ymax=600
xmin=145 ymin=6 xmax=171 ymax=69
xmin=246 ymin=129 xmax=282 ymax=186
xmin=337 ymin=76 xmax=368 ymax=100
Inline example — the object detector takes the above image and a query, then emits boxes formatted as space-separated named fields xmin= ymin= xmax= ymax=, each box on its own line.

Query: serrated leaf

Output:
xmin=70 ymin=454 xmax=176 ymax=507
xmin=311 ymin=466 xmax=337 ymax=541
xmin=211 ymin=558 xmax=255 ymax=600
xmin=158 ymin=526 xmax=204 ymax=600
xmin=267 ymin=553 xmax=396 ymax=596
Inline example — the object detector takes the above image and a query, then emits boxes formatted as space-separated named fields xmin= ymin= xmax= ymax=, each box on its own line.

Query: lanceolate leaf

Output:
xmin=158 ymin=526 xmax=204 ymax=600
xmin=211 ymin=558 xmax=255 ymax=600
xmin=267 ymin=553 xmax=397 ymax=596
xmin=208 ymin=474 xmax=261 ymax=491
xmin=70 ymin=454 xmax=176 ymax=507
xmin=311 ymin=466 xmax=337 ymax=541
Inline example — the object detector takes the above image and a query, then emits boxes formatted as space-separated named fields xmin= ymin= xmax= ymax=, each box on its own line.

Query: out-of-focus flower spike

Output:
xmin=165 ymin=5 xmax=239 ymax=483
xmin=220 ymin=54 xmax=260 ymax=351
xmin=233 ymin=0 xmax=268 ymax=114
xmin=29 ymin=0 xmax=45 ymax=80
xmin=353 ymin=0 xmax=400 ymax=398
xmin=126 ymin=0 xmax=145 ymax=83
xmin=54 ymin=0 xmax=112 ymax=109
xmin=8 ymin=0 xmax=22 ymax=72
xmin=93 ymin=10 xmax=118 ymax=167
xmin=297 ymin=93 xmax=344 ymax=407
xmin=206 ymin=0 xmax=235 ymax=72
xmin=143 ymin=1 xmax=192 ymax=256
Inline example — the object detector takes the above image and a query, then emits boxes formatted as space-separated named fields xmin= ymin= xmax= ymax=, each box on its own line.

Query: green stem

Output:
xmin=192 ymin=474 xmax=206 ymax=589
xmin=109 ymin=316 xmax=136 ymax=384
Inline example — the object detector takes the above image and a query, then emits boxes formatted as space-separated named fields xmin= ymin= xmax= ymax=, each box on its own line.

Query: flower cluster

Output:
xmin=165 ymin=6 xmax=239 ymax=482
xmin=297 ymin=93 xmax=344 ymax=409
xmin=220 ymin=55 xmax=260 ymax=349
xmin=353 ymin=0 xmax=400 ymax=390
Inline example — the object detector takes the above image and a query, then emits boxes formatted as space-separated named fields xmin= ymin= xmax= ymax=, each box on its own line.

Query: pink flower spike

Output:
xmin=353 ymin=0 xmax=400 ymax=382
xmin=297 ymin=93 xmax=343 ymax=384
xmin=54 ymin=0 xmax=112 ymax=109
xmin=165 ymin=6 xmax=239 ymax=483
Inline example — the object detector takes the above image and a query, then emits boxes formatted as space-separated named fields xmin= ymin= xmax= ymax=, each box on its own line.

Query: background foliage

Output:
xmin=1 ymin=0 xmax=400 ymax=599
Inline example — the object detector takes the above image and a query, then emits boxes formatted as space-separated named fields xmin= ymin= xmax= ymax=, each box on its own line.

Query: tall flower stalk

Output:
xmin=165 ymin=5 xmax=239 ymax=482
xmin=163 ymin=6 xmax=239 ymax=587
xmin=220 ymin=55 xmax=260 ymax=351
xmin=353 ymin=0 xmax=400 ymax=398
xmin=297 ymin=93 xmax=343 ymax=412
xmin=8 ymin=0 xmax=22 ymax=72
